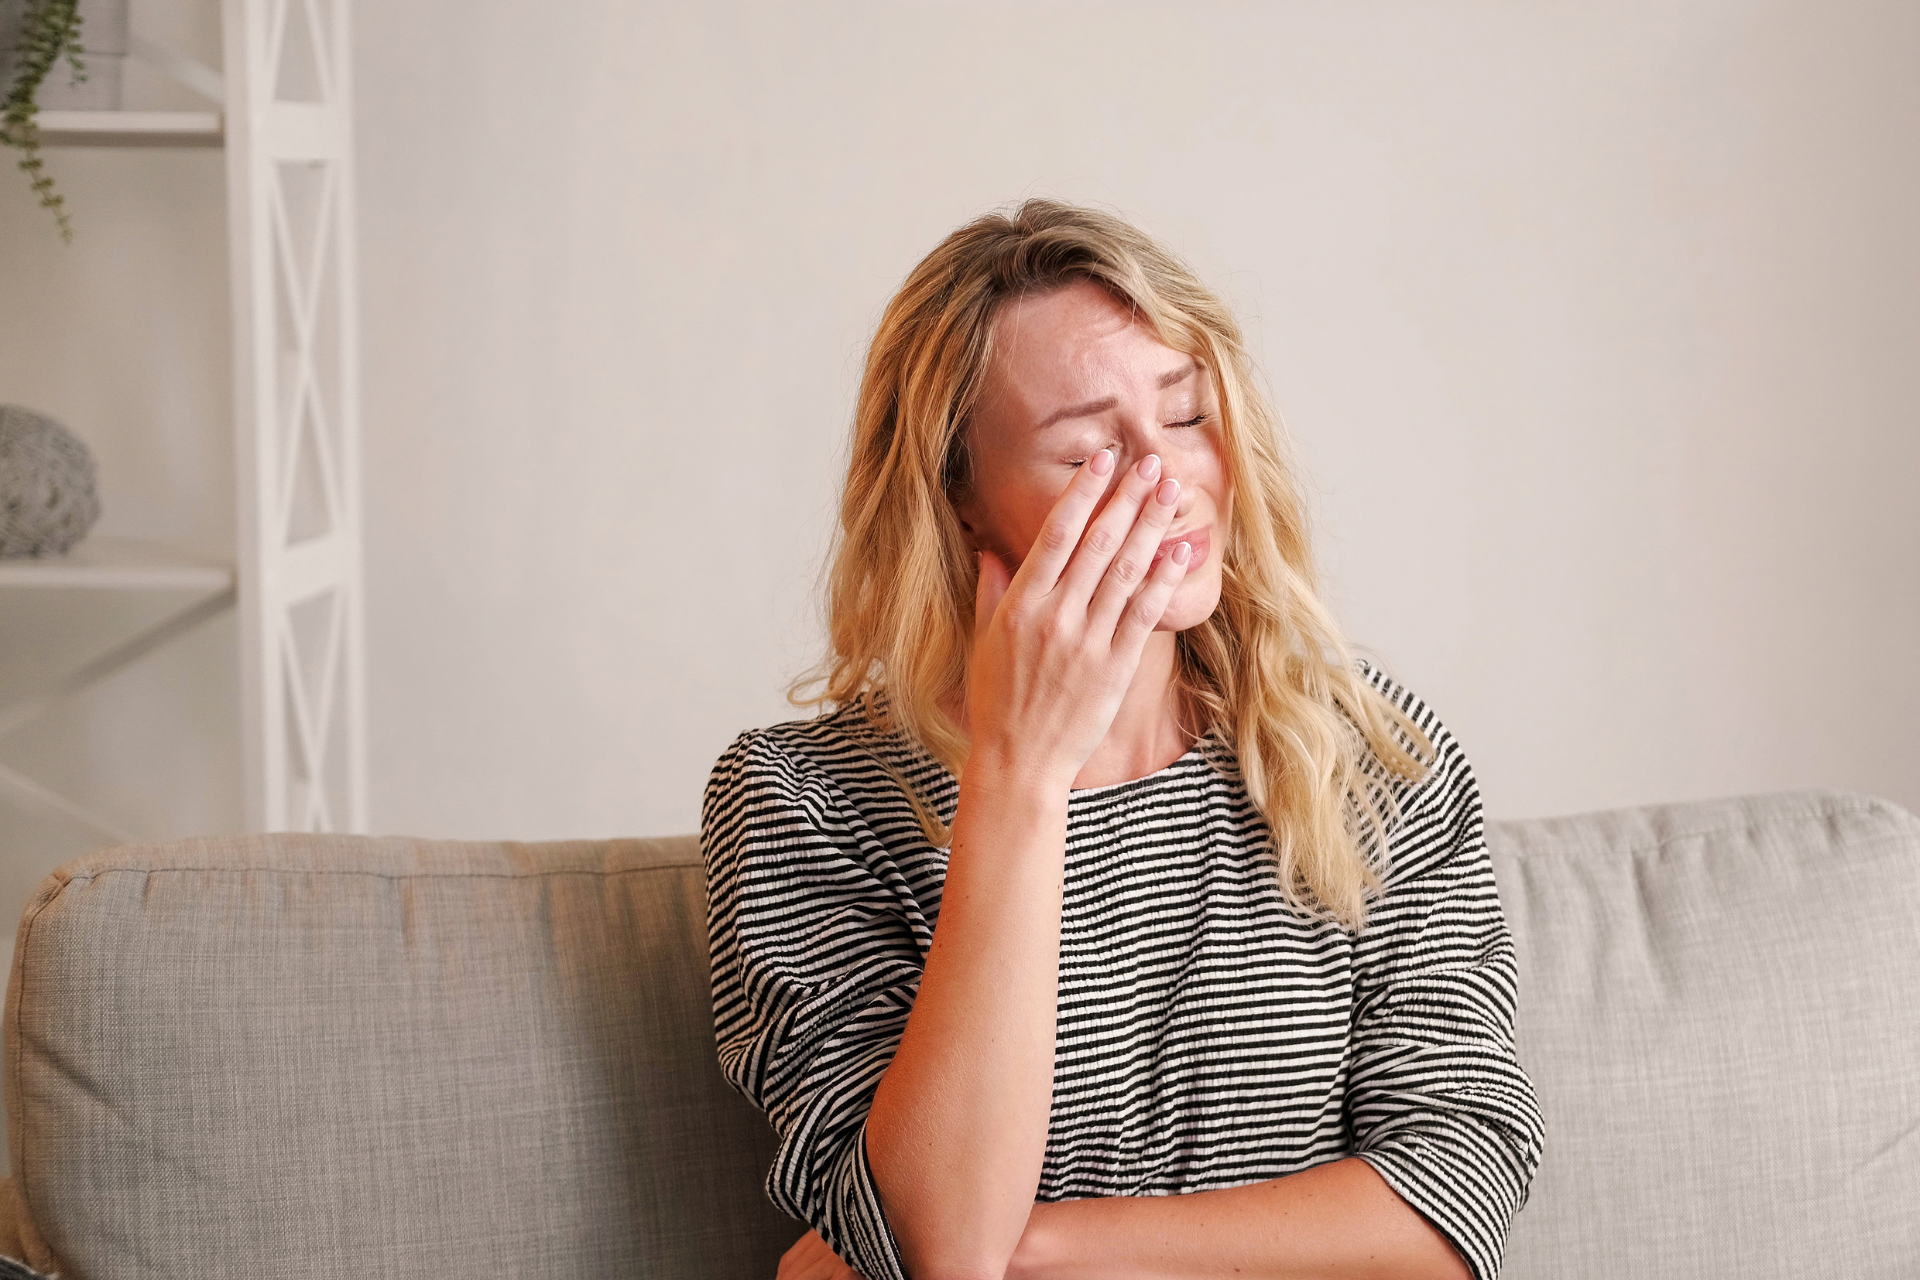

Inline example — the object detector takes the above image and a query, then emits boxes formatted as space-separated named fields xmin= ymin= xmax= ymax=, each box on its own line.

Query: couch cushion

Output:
xmin=1488 ymin=789 xmax=1920 ymax=1279
xmin=10 ymin=792 xmax=1917 ymax=1279
xmin=3 ymin=833 xmax=798 ymax=1280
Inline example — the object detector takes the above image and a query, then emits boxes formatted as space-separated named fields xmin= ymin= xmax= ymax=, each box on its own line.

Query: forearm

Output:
xmin=865 ymin=761 xmax=1068 ymax=1280
xmin=1006 ymin=1157 xmax=1473 ymax=1280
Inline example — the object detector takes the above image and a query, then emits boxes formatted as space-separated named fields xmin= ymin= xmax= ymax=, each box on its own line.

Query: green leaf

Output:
xmin=3 ymin=0 xmax=85 ymax=240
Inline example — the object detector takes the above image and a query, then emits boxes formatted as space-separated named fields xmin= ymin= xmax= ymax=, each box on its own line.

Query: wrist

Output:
xmin=960 ymin=748 xmax=1075 ymax=805
xmin=960 ymin=736 xmax=1082 ymax=794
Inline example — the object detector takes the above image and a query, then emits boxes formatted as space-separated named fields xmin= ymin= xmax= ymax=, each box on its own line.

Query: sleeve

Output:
xmin=701 ymin=729 xmax=923 ymax=1280
xmin=1344 ymin=673 xmax=1547 ymax=1280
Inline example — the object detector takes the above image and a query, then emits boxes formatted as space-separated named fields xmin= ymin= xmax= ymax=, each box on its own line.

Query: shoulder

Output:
xmin=707 ymin=701 xmax=876 ymax=788
xmin=703 ymin=701 xmax=881 ymax=832
xmin=1350 ymin=654 xmax=1449 ymax=752
xmin=1346 ymin=655 xmax=1485 ymax=889
xmin=705 ymin=696 xmax=942 ymax=806
xmin=701 ymin=694 xmax=953 ymax=865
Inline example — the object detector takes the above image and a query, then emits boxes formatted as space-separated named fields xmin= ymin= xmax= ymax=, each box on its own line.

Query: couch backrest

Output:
xmin=5 ymin=791 xmax=1917 ymax=1279
xmin=1488 ymin=789 xmax=1920 ymax=1278
xmin=3 ymin=832 xmax=797 ymax=1280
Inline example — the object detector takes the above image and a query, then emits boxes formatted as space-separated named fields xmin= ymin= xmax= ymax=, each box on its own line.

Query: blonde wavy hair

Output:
xmin=793 ymin=199 xmax=1431 ymax=932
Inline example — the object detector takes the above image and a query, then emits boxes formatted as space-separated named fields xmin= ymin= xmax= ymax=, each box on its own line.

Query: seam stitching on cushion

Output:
xmin=54 ymin=859 xmax=706 ymax=890
xmin=11 ymin=879 xmax=58 ymax=1246
xmin=1494 ymin=798 xmax=1905 ymax=864
xmin=55 ymin=862 xmax=702 ymax=882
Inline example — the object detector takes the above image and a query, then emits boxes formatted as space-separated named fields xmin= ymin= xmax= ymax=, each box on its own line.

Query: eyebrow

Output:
xmin=1032 ymin=360 xmax=1200 ymax=432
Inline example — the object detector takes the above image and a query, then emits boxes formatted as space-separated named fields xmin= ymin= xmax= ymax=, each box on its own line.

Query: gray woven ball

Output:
xmin=0 ymin=404 xmax=103 ymax=557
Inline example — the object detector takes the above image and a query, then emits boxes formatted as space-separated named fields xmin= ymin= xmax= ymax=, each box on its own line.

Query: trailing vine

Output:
xmin=2 ymin=0 xmax=86 ymax=241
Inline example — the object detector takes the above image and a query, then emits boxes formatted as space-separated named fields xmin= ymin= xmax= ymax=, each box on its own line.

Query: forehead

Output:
xmin=984 ymin=280 xmax=1189 ymax=408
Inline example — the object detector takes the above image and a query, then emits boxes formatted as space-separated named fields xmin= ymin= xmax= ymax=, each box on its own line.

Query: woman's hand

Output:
xmin=966 ymin=447 xmax=1193 ymax=785
xmin=776 ymin=1229 xmax=867 ymax=1280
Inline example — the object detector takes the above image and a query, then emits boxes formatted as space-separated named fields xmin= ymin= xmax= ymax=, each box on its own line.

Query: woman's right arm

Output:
xmin=863 ymin=449 xmax=1191 ymax=1280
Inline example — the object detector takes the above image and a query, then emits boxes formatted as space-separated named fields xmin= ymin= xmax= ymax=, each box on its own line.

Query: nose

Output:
xmin=1091 ymin=445 xmax=1182 ymax=517
xmin=1105 ymin=423 xmax=1163 ymax=480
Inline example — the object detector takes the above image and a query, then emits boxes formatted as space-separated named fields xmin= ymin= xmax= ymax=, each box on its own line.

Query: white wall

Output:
xmin=354 ymin=0 xmax=1920 ymax=838
xmin=3 ymin=1 xmax=1915 ymax=881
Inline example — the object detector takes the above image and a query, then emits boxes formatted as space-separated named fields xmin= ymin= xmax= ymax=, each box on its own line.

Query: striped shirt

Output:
xmin=701 ymin=660 xmax=1545 ymax=1280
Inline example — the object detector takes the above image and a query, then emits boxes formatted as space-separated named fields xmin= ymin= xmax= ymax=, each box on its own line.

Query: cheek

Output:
xmin=1168 ymin=430 xmax=1228 ymax=503
xmin=968 ymin=473 xmax=1076 ymax=563
xmin=1202 ymin=443 xmax=1231 ymax=506
xmin=1207 ymin=463 xmax=1233 ymax=531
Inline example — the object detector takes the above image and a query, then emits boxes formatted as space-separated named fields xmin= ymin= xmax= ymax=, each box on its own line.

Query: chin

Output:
xmin=1156 ymin=571 xmax=1224 ymax=633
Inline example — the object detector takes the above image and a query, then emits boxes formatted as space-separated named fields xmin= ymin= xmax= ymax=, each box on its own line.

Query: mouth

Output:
xmin=1150 ymin=524 xmax=1211 ymax=574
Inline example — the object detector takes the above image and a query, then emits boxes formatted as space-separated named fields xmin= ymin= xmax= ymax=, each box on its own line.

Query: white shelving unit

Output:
xmin=0 ymin=541 xmax=237 ymax=845
xmin=36 ymin=108 xmax=223 ymax=147
xmin=0 ymin=536 xmax=234 ymax=591
xmin=0 ymin=0 xmax=366 ymax=841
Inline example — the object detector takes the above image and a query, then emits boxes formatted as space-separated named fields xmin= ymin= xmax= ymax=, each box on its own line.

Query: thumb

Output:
xmin=973 ymin=549 xmax=1011 ymax=643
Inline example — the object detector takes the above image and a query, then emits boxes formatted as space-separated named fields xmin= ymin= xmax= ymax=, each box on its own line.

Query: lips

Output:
xmin=1151 ymin=524 xmax=1211 ymax=574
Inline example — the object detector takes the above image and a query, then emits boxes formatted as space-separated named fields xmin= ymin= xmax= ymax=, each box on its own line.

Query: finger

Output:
xmin=973 ymin=549 xmax=1012 ymax=643
xmin=1085 ymin=473 xmax=1181 ymax=634
xmin=1054 ymin=453 xmax=1168 ymax=606
xmin=799 ymin=1242 xmax=857 ymax=1280
xmin=1110 ymin=536 xmax=1193 ymax=656
xmin=778 ymin=1230 xmax=826 ymax=1280
xmin=1011 ymin=446 xmax=1118 ymax=594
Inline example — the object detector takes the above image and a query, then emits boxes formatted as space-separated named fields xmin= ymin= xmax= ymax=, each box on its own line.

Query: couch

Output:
xmin=0 ymin=788 xmax=1914 ymax=1279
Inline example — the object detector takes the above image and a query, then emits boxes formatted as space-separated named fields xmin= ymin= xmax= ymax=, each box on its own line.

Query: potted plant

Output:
xmin=1 ymin=0 xmax=86 ymax=240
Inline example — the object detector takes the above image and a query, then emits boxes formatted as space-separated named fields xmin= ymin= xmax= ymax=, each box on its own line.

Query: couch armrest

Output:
xmin=0 ymin=1177 xmax=55 ymax=1275
xmin=0 ymin=1178 xmax=18 ymax=1261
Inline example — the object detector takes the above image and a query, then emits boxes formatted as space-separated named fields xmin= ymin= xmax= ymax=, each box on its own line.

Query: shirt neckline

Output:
xmin=848 ymin=690 xmax=1223 ymax=800
xmin=1066 ymin=739 xmax=1215 ymax=798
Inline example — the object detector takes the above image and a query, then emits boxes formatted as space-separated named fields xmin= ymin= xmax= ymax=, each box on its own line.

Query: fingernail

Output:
xmin=1156 ymin=478 xmax=1180 ymax=506
xmin=1137 ymin=454 xmax=1161 ymax=480
xmin=1172 ymin=541 xmax=1192 ymax=565
xmin=1090 ymin=448 xmax=1115 ymax=476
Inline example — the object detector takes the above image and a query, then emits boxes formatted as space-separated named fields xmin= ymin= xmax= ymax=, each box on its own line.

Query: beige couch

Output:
xmin=1 ymin=789 xmax=1915 ymax=1279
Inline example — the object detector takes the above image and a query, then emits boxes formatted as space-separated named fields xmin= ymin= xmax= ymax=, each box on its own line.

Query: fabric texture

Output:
xmin=1488 ymin=789 xmax=1920 ymax=1279
xmin=2 ymin=833 xmax=797 ymax=1280
xmin=0 ymin=404 xmax=102 ymax=559
xmin=2 ymin=778 xmax=1911 ymax=1278
xmin=702 ymin=661 xmax=1545 ymax=1280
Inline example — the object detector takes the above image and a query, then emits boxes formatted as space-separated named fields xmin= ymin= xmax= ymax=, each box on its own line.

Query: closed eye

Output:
xmin=1066 ymin=415 xmax=1211 ymax=466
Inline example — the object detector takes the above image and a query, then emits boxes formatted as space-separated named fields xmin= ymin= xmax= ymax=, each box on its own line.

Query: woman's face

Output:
xmin=954 ymin=279 xmax=1230 ymax=633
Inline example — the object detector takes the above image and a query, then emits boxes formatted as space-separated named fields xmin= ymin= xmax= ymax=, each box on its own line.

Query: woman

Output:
xmin=703 ymin=200 xmax=1544 ymax=1280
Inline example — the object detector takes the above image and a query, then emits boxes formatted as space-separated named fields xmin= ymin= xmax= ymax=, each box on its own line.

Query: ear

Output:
xmin=945 ymin=419 xmax=988 ymax=551
xmin=950 ymin=486 xmax=985 ymax=552
xmin=973 ymin=549 xmax=1012 ymax=644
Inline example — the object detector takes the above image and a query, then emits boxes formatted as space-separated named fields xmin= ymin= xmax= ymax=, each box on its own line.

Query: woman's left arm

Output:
xmin=1006 ymin=1155 xmax=1471 ymax=1279
xmin=1011 ymin=680 xmax=1546 ymax=1280
xmin=793 ymin=1154 xmax=1465 ymax=1280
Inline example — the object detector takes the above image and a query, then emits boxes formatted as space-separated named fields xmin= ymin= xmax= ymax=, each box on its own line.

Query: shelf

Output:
xmin=37 ymin=110 xmax=224 ymax=149
xmin=0 ymin=537 xmax=235 ymax=591
xmin=1 ymin=1 xmax=368 ymax=837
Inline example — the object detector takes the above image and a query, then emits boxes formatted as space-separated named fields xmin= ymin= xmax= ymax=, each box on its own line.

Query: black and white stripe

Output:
xmin=702 ymin=661 xmax=1545 ymax=1280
